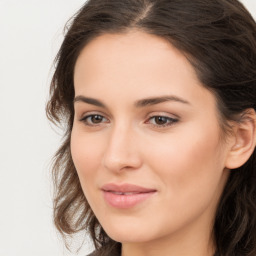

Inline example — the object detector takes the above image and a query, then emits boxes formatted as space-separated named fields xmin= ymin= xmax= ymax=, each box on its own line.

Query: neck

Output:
xmin=121 ymin=213 xmax=216 ymax=256
xmin=121 ymin=236 xmax=215 ymax=256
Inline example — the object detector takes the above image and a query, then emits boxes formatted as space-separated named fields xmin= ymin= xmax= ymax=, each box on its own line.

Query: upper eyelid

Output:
xmin=79 ymin=114 xmax=109 ymax=122
xmin=79 ymin=112 xmax=179 ymax=126
xmin=79 ymin=115 xmax=178 ymax=130
xmin=78 ymin=112 xmax=178 ymax=120
xmin=79 ymin=114 xmax=109 ymax=127
xmin=77 ymin=108 xmax=179 ymax=116
xmin=147 ymin=115 xmax=178 ymax=121
xmin=147 ymin=112 xmax=179 ymax=119
xmin=145 ymin=115 xmax=179 ymax=125
xmin=79 ymin=110 xmax=110 ymax=120
xmin=149 ymin=111 xmax=179 ymax=118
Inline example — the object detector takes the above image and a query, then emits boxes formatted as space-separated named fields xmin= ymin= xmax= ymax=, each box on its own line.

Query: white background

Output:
xmin=0 ymin=1 xmax=255 ymax=256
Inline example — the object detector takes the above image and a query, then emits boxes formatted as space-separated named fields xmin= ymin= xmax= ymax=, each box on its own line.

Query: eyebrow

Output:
xmin=73 ymin=95 xmax=191 ymax=108
xmin=135 ymin=95 xmax=190 ymax=107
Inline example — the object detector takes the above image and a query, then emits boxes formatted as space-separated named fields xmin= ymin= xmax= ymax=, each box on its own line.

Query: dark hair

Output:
xmin=46 ymin=0 xmax=256 ymax=255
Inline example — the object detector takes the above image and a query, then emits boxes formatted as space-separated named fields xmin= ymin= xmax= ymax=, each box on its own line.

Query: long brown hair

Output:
xmin=46 ymin=0 xmax=256 ymax=255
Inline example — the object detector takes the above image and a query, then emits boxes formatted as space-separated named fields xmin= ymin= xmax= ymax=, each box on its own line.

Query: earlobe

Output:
xmin=225 ymin=108 xmax=256 ymax=170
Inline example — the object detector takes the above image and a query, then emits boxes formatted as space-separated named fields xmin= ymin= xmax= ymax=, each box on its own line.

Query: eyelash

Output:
xmin=79 ymin=114 xmax=179 ymax=128
xmin=80 ymin=114 xmax=109 ymax=126
xmin=146 ymin=115 xmax=179 ymax=127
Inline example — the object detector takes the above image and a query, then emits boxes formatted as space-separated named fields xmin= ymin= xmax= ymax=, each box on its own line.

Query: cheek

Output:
xmin=70 ymin=129 xmax=108 ymax=215
xmin=136 ymin=124 xmax=226 ymax=236
xmin=144 ymin=122 xmax=224 ymax=203
xmin=70 ymin=129 xmax=103 ymax=191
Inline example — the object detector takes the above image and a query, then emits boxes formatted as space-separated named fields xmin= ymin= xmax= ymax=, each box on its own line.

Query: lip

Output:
xmin=101 ymin=183 xmax=157 ymax=209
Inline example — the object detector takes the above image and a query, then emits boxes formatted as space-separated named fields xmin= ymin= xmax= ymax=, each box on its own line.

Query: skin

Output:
xmin=71 ymin=30 xmax=234 ymax=256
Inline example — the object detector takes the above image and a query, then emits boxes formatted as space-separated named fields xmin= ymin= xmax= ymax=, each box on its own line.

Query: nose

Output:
xmin=102 ymin=124 xmax=142 ymax=173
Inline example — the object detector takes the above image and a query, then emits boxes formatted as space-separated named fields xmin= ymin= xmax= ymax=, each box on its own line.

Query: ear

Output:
xmin=225 ymin=108 xmax=256 ymax=170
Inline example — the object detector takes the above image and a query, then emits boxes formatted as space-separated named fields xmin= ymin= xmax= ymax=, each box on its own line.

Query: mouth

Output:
xmin=101 ymin=183 xmax=157 ymax=209
xmin=107 ymin=191 xmax=146 ymax=195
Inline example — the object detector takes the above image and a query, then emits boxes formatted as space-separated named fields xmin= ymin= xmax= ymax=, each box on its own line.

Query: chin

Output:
xmin=107 ymin=230 xmax=153 ymax=244
xmin=99 ymin=218 xmax=159 ymax=244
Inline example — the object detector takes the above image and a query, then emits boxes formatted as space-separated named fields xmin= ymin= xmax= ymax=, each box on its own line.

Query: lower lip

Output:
xmin=102 ymin=191 xmax=156 ymax=209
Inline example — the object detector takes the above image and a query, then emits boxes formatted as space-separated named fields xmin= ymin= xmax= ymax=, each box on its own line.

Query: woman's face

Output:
xmin=71 ymin=30 xmax=230 ymax=247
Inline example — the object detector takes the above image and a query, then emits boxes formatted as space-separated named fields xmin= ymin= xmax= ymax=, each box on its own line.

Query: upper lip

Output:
xmin=101 ymin=183 xmax=157 ymax=193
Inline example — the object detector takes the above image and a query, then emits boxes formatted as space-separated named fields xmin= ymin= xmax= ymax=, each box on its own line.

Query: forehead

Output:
xmin=73 ymin=30 xmax=216 ymax=111
xmin=74 ymin=30 xmax=199 ymax=84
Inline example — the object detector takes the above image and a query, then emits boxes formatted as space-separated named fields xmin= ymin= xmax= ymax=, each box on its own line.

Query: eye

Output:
xmin=146 ymin=115 xmax=178 ymax=128
xmin=80 ymin=114 xmax=109 ymax=126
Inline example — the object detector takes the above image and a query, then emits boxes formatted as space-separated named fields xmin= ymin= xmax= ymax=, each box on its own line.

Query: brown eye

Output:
xmin=80 ymin=114 xmax=108 ymax=126
xmin=154 ymin=116 xmax=169 ymax=125
xmin=147 ymin=116 xmax=179 ymax=128
xmin=91 ymin=115 xmax=104 ymax=123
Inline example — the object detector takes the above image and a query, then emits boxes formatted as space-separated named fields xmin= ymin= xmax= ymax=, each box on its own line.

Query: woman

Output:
xmin=46 ymin=0 xmax=256 ymax=255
